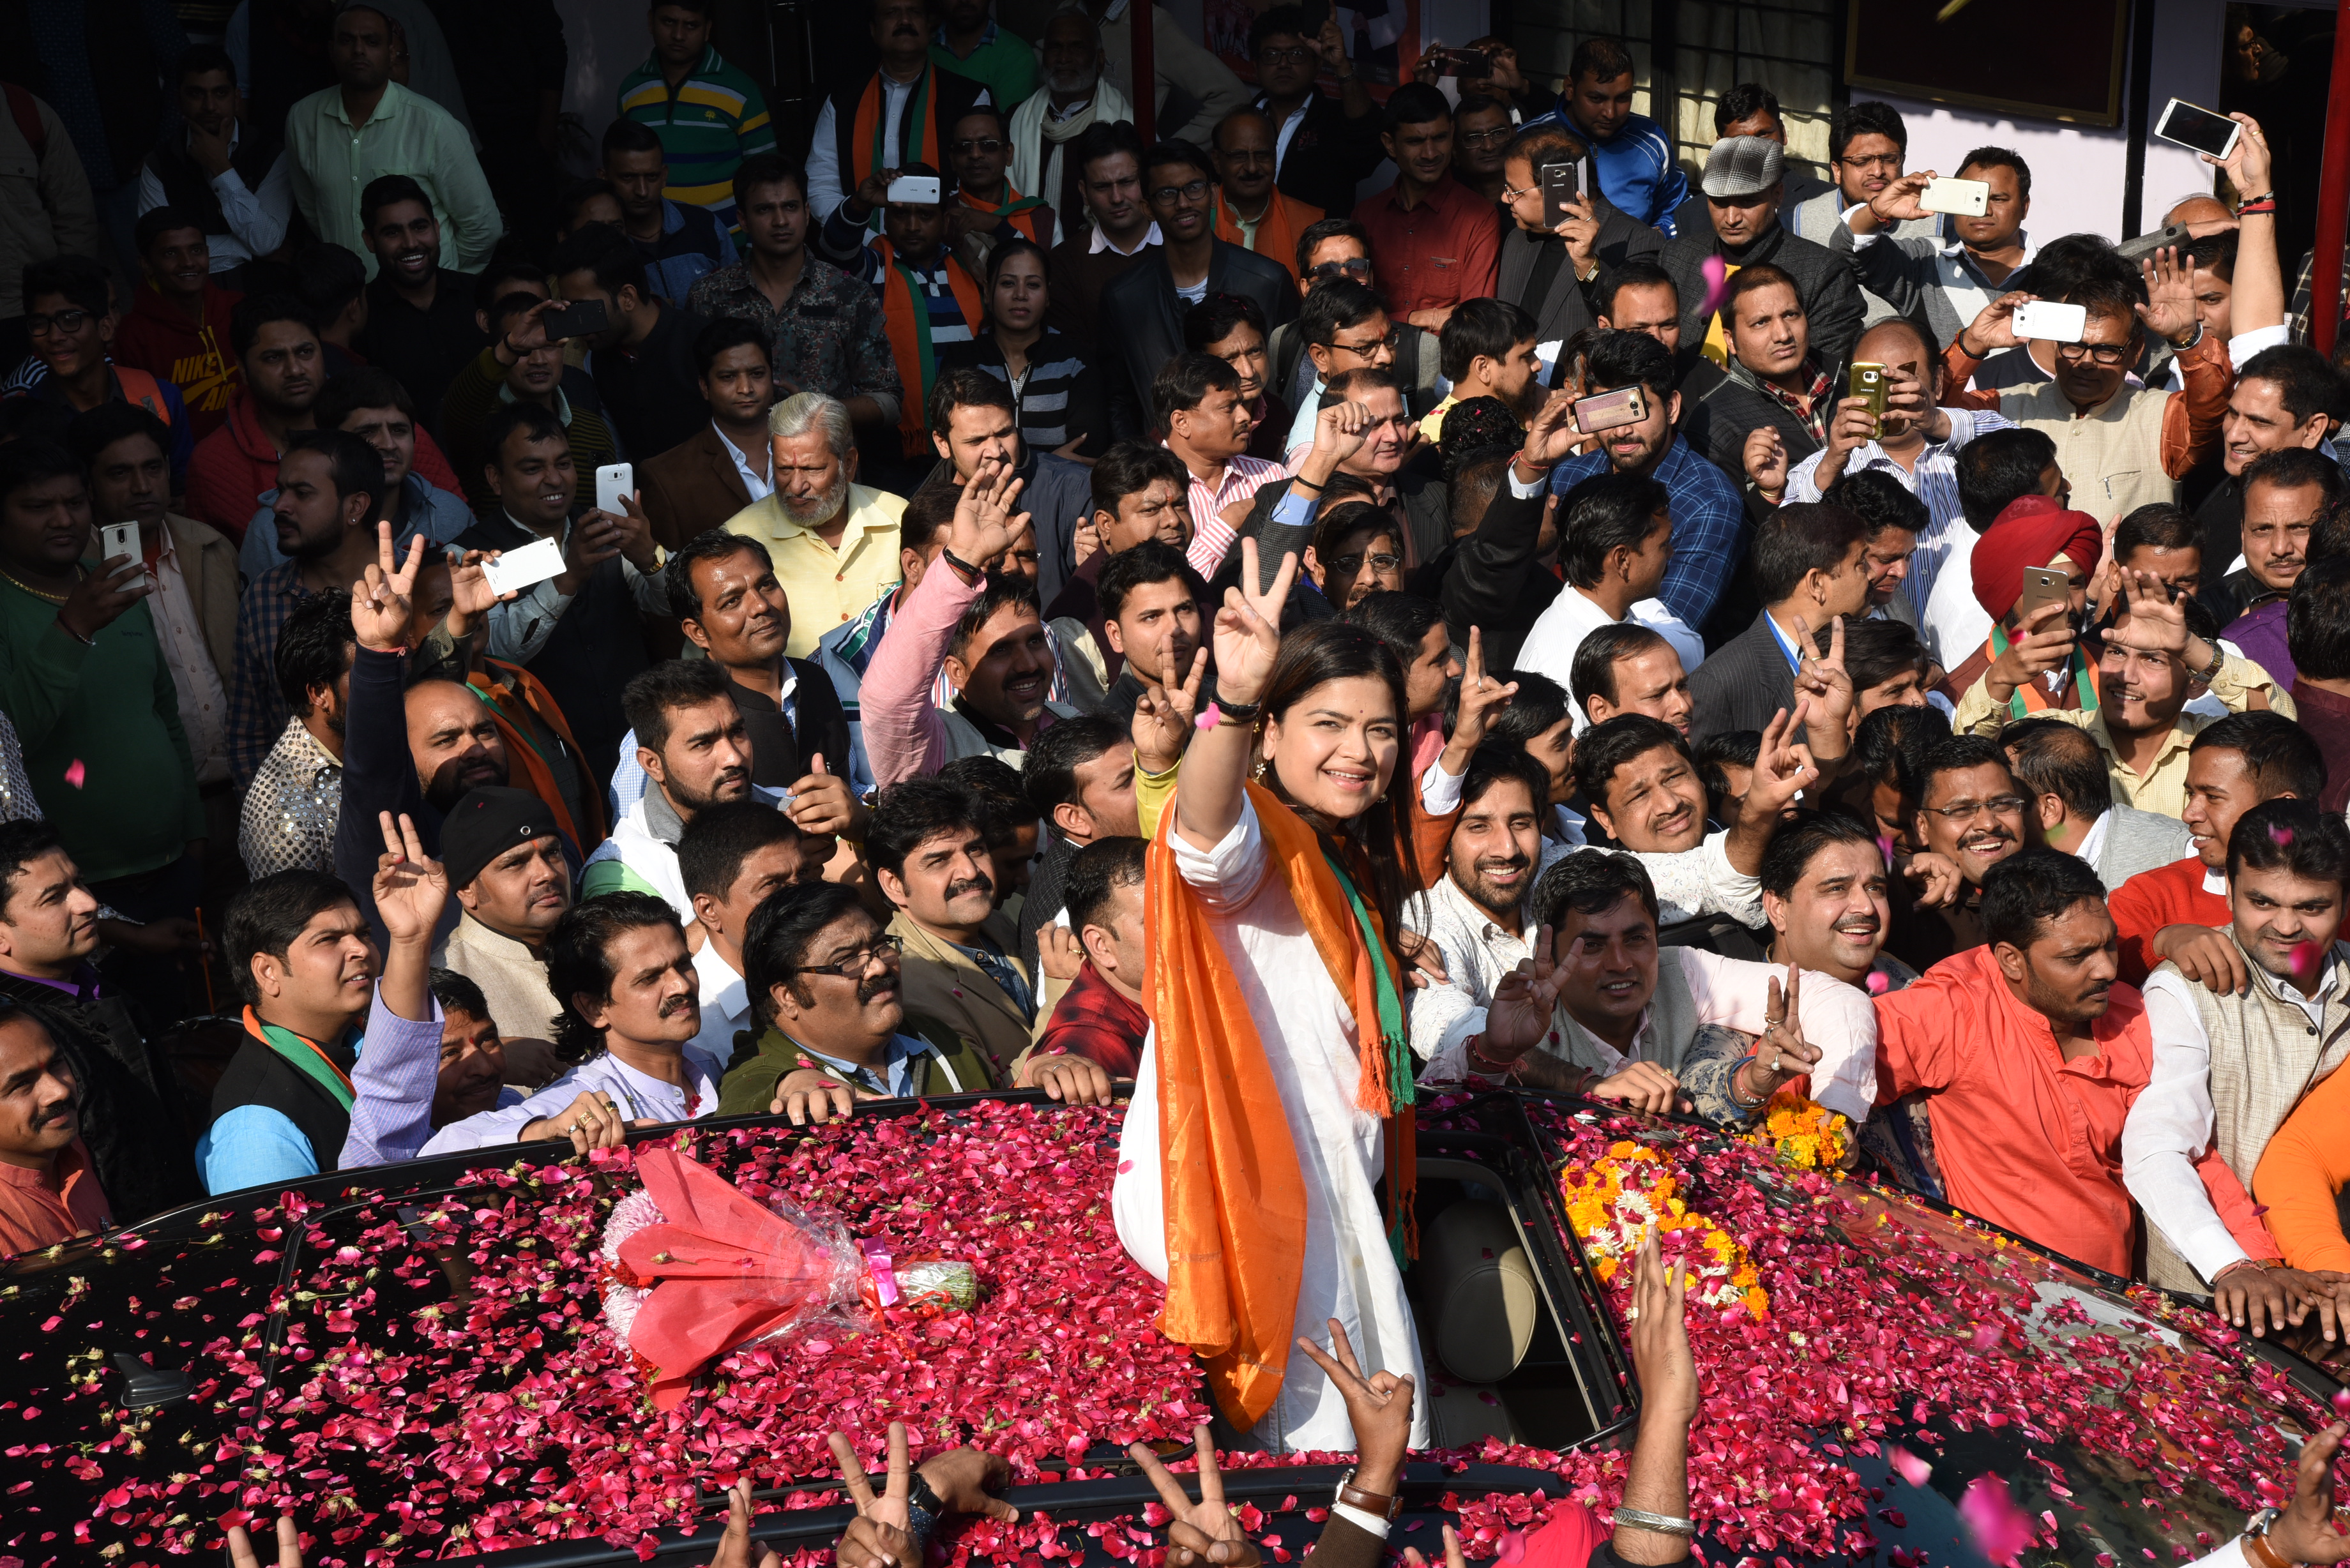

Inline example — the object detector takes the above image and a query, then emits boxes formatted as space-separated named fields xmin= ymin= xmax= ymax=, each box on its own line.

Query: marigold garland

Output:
xmin=1751 ymin=1089 xmax=1851 ymax=1172
xmin=1557 ymin=1140 xmax=1769 ymax=1318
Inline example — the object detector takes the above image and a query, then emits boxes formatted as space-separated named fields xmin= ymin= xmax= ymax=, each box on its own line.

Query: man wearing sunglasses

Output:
xmin=1096 ymin=139 xmax=1296 ymax=444
xmin=1246 ymin=4 xmax=1384 ymax=221
xmin=949 ymin=105 xmax=1056 ymax=257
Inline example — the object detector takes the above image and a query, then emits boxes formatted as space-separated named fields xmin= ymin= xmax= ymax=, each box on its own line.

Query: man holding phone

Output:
xmin=1521 ymin=37 xmax=1687 ymax=234
xmin=548 ymin=224 xmax=715 ymax=464
xmin=1246 ymin=5 xmax=1384 ymax=222
xmin=1494 ymin=124 xmax=1664 ymax=349
xmin=1833 ymin=149 xmax=2035 ymax=354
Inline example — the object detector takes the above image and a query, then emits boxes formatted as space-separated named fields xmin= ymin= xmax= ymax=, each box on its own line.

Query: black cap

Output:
xmin=441 ymin=787 xmax=563 ymax=891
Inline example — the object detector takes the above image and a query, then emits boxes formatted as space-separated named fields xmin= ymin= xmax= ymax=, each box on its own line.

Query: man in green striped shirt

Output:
xmin=616 ymin=0 xmax=780 ymax=239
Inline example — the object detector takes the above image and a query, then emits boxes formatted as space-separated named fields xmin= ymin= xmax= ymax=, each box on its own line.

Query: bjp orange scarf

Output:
xmin=1145 ymin=779 xmax=1446 ymax=1433
xmin=851 ymin=68 xmax=941 ymax=195
xmin=1211 ymin=188 xmax=1324 ymax=282
xmin=469 ymin=658 xmax=607 ymax=850
xmin=959 ymin=183 xmax=1051 ymax=246
xmin=875 ymin=238 xmax=984 ymax=457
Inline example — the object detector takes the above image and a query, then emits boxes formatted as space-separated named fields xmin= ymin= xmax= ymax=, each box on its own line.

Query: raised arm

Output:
xmin=337 ymin=811 xmax=453 ymax=1170
xmin=1174 ymin=538 xmax=1295 ymax=853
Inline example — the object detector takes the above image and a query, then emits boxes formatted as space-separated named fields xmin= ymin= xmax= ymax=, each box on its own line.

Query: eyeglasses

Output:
xmin=951 ymin=137 xmax=1004 ymax=155
xmin=1259 ymin=45 xmax=1317 ymax=64
xmin=1328 ymin=328 xmax=1400 ymax=356
xmin=1920 ymin=795 xmax=2027 ymax=822
xmin=1835 ymin=153 xmax=1902 ymax=172
xmin=792 ymin=933 xmax=905 ymax=979
xmin=1308 ymin=257 xmax=1375 ymax=281
xmin=1151 ymin=179 xmax=1211 ymax=204
xmin=2054 ymin=341 xmax=2133 ymax=366
xmin=1333 ymin=550 xmax=1402 ymax=574
xmin=1457 ymin=126 xmax=1513 ymax=147
xmin=26 ymin=309 xmax=92 ymax=338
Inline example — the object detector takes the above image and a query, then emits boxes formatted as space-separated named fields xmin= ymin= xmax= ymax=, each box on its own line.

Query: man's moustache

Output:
xmin=857 ymin=974 xmax=900 ymax=1005
xmin=945 ymin=874 xmax=994 ymax=900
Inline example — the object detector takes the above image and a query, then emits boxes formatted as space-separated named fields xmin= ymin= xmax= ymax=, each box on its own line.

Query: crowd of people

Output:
xmin=4 ymin=2 xmax=2350 ymax=1564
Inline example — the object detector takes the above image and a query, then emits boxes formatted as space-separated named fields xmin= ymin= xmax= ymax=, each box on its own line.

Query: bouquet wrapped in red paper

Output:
xmin=599 ymin=1147 xmax=978 ymax=1407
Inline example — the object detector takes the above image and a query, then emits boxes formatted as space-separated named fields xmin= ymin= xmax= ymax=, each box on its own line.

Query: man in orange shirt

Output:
xmin=0 ymin=1004 xmax=110 ymax=1258
xmin=1353 ymin=84 xmax=1499 ymax=332
xmin=2109 ymin=712 xmax=2326 ymax=986
xmin=1874 ymin=847 xmax=2274 ymax=1279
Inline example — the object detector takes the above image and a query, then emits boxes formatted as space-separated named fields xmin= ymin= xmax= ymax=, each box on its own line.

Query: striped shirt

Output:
xmin=940 ymin=329 xmax=1105 ymax=455
xmin=617 ymin=47 xmax=778 ymax=235
xmin=1180 ymin=451 xmax=1287 ymax=578
xmin=1782 ymin=407 xmax=2015 ymax=619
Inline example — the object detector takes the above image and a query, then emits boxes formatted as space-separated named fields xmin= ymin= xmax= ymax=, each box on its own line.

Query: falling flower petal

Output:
xmin=1866 ymin=970 xmax=1890 ymax=995
xmin=1886 ymin=1445 xmax=1934 ymax=1488
xmin=1698 ymin=255 xmax=1732 ymax=317
xmin=61 ymin=759 xmax=83 ymax=790
xmin=1195 ymin=703 xmax=1222 ymax=730
xmin=2269 ymin=823 xmax=2296 ymax=847
xmin=1959 ymin=1475 xmax=2037 ymax=1566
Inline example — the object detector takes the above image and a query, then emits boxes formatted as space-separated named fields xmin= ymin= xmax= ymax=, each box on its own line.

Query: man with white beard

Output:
xmin=1008 ymin=8 xmax=1134 ymax=230
xmin=722 ymin=392 xmax=910 ymax=660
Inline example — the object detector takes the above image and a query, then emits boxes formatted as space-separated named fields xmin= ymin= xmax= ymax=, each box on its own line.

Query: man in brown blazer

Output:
xmin=636 ymin=318 xmax=778 ymax=549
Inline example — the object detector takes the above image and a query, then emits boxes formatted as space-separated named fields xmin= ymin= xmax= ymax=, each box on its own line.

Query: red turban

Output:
xmin=1970 ymin=495 xmax=2104 ymax=619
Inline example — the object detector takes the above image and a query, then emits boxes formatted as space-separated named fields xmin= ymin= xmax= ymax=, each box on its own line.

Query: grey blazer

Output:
xmin=2091 ymin=804 xmax=2197 ymax=893
xmin=1495 ymin=197 xmax=1666 ymax=345
xmin=1687 ymin=611 xmax=1800 ymax=746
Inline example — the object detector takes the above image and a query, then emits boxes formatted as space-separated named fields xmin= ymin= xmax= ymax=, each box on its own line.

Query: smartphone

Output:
xmin=1847 ymin=362 xmax=1886 ymax=437
xmin=1541 ymin=161 xmax=1580 ymax=228
xmin=543 ymin=298 xmax=610 ymax=341
xmin=2013 ymin=565 xmax=2074 ymax=629
xmin=480 ymin=536 xmax=567 ymax=597
xmin=99 ymin=522 xmax=140 ymax=564
xmin=1918 ymin=176 xmax=1989 ymax=216
xmin=595 ymin=463 xmax=635 ymax=517
xmin=2155 ymin=98 xmax=2241 ymax=160
xmin=1573 ymin=385 xmax=1647 ymax=433
xmin=2010 ymin=301 xmax=2088 ymax=343
xmin=886 ymin=174 xmax=941 ymax=206
xmin=2115 ymin=222 xmax=2190 ymax=264
xmin=1450 ymin=47 xmax=1491 ymax=78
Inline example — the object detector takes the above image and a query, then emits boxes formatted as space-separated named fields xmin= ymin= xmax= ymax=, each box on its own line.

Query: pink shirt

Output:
xmin=1179 ymin=451 xmax=1286 ymax=579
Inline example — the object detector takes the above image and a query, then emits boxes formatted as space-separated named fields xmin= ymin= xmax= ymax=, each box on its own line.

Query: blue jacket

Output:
xmin=1520 ymin=102 xmax=1688 ymax=235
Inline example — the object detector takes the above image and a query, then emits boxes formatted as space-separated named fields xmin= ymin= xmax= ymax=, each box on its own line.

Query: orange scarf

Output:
xmin=875 ymin=239 xmax=985 ymax=458
xmin=850 ymin=67 xmax=941 ymax=194
xmin=1144 ymin=780 xmax=1447 ymax=1433
xmin=469 ymin=658 xmax=607 ymax=850
xmin=1211 ymin=188 xmax=1324 ymax=281
xmin=959 ymin=183 xmax=1051 ymax=246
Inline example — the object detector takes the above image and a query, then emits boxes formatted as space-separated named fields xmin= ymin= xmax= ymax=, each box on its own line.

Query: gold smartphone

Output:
xmin=1848 ymin=361 xmax=1887 ymax=437
xmin=2013 ymin=565 xmax=2073 ymax=630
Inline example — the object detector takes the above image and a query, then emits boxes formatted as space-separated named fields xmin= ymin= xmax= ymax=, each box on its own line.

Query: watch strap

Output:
xmin=2243 ymin=1512 xmax=2290 ymax=1568
xmin=1336 ymin=1468 xmax=1402 ymax=1521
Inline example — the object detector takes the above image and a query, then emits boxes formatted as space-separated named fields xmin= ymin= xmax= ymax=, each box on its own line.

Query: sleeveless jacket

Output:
xmin=209 ymin=1034 xmax=352 ymax=1181
xmin=146 ymin=126 xmax=283 ymax=240
xmin=2144 ymin=932 xmax=2350 ymax=1292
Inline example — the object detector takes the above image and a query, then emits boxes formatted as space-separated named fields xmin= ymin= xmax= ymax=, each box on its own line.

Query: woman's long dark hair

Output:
xmin=1255 ymin=620 xmax=1419 ymax=964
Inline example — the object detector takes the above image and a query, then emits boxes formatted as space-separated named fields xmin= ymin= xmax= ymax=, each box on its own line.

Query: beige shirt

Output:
xmin=723 ymin=482 xmax=907 ymax=657
xmin=433 ymin=912 xmax=561 ymax=1048
xmin=1952 ymin=651 xmax=2295 ymax=817
xmin=146 ymin=534 xmax=231 ymax=783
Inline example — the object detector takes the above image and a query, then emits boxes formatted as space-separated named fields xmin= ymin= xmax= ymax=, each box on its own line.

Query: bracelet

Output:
xmin=1465 ymin=1032 xmax=1521 ymax=1081
xmin=2240 ymin=191 xmax=2277 ymax=208
xmin=1728 ymin=1055 xmax=1770 ymax=1110
xmin=55 ymin=617 xmax=95 ymax=647
xmin=1215 ymin=698 xmax=1261 ymax=722
xmin=940 ymin=547 xmax=984 ymax=584
xmin=2244 ymin=1516 xmax=2291 ymax=1568
xmin=1611 ymin=1507 xmax=1696 ymax=1539
xmin=1291 ymin=474 xmax=1326 ymax=492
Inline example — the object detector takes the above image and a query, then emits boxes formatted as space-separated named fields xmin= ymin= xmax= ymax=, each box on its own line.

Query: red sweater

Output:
xmin=1034 ymin=962 xmax=1148 ymax=1079
xmin=184 ymin=390 xmax=468 ymax=544
xmin=2109 ymin=857 xmax=2228 ymax=986
xmin=110 ymin=283 xmax=242 ymax=439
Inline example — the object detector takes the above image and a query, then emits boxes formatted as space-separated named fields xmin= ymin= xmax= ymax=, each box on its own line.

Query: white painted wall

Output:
xmin=1872 ymin=0 xmax=2227 ymax=243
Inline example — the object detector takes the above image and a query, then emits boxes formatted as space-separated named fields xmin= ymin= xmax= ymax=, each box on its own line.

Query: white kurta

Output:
xmin=1113 ymin=795 xmax=1432 ymax=1454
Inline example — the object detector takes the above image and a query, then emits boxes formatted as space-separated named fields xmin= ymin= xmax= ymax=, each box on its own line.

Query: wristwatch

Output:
xmin=2242 ymin=1508 xmax=2291 ymax=1568
xmin=1335 ymin=1467 xmax=1402 ymax=1521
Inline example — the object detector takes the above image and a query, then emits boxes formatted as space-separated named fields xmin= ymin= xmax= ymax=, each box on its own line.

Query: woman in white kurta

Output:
xmin=1112 ymin=497 xmax=1519 ymax=1452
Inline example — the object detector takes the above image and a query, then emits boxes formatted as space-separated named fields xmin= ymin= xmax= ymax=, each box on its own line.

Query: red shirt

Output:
xmin=2108 ymin=857 xmax=2228 ymax=987
xmin=0 ymin=1138 xmax=111 ymax=1258
xmin=1873 ymin=946 xmax=2270 ymax=1277
xmin=1035 ymin=962 xmax=1148 ymax=1079
xmin=1351 ymin=174 xmax=1501 ymax=320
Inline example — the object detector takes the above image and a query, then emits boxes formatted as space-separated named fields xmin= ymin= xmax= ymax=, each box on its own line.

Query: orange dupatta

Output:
xmin=1144 ymin=778 xmax=1450 ymax=1432
xmin=959 ymin=184 xmax=1052 ymax=246
xmin=468 ymin=659 xmax=607 ymax=850
xmin=875 ymin=238 xmax=985 ymax=457
xmin=1211 ymin=188 xmax=1324 ymax=281
xmin=850 ymin=68 xmax=941 ymax=196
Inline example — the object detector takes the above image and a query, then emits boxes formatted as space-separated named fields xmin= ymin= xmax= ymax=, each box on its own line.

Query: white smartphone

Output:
xmin=99 ymin=522 xmax=140 ymax=563
xmin=594 ymin=463 xmax=634 ymax=517
xmin=2154 ymin=98 xmax=2241 ymax=161
xmin=886 ymin=174 xmax=942 ymax=206
xmin=1918 ymin=176 xmax=1989 ymax=216
xmin=480 ymin=536 xmax=568 ymax=596
xmin=2010 ymin=301 xmax=2088 ymax=343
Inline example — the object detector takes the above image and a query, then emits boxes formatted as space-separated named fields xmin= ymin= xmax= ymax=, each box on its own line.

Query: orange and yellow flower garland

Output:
xmin=1558 ymin=1140 xmax=1768 ymax=1318
xmin=1753 ymin=1089 xmax=1851 ymax=1172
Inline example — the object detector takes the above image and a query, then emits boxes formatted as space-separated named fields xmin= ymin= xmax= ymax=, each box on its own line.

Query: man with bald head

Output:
xmin=1210 ymin=107 xmax=1323 ymax=282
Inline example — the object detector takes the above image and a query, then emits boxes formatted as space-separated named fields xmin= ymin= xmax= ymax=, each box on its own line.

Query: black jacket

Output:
xmin=731 ymin=660 xmax=852 ymax=791
xmin=1680 ymin=354 xmax=1825 ymax=571
xmin=1659 ymin=221 xmax=1866 ymax=372
xmin=1257 ymin=91 xmax=1388 ymax=220
xmin=1436 ymin=481 xmax=1565 ymax=668
xmin=0 ymin=970 xmax=197 ymax=1226
xmin=824 ymin=66 xmax=994 ymax=207
xmin=210 ymin=1032 xmax=351 ymax=1184
xmin=1686 ymin=610 xmax=1801 ymax=746
xmin=1495 ymin=199 xmax=1664 ymax=345
xmin=1098 ymin=241 xmax=1298 ymax=440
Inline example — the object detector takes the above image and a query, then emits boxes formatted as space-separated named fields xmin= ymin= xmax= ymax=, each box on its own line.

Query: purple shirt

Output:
xmin=334 ymin=988 xmax=453 ymax=1170
xmin=2225 ymin=599 xmax=2294 ymax=691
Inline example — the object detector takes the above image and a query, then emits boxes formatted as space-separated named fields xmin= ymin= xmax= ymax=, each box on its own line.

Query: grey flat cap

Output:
xmin=1701 ymin=135 xmax=1785 ymax=199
